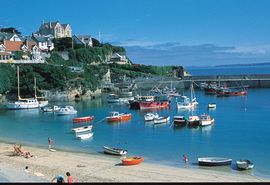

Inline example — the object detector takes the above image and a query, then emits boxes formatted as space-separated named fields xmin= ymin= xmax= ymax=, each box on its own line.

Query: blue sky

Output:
xmin=1 ymin=0 xmax=270 ymax=66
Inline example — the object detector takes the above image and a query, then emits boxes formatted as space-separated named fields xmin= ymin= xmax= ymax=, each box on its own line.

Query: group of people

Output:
xmin=51 ymin=172 xmax=73 ymax=183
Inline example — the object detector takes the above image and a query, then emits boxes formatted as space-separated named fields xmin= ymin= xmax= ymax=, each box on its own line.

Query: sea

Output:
xmin=0 ymin=64 xmax=270 ymax=180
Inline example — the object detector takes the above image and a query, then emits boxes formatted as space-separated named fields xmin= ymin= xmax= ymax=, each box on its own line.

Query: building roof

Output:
xmin=4 ymin=40 xmax=37 ymax=52
xmin=0 ymin=32 xmax=16 ymax=40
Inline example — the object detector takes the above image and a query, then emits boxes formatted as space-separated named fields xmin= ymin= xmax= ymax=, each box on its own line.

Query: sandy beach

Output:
xmin=0 ymin=142 xmax=269 ymax=183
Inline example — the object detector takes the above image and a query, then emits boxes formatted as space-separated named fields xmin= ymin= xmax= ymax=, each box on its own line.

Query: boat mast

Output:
xmin=17 ymin=66 xmax=21 ymax=100
xmin=34 ymin=77 xmax=37 ymax=99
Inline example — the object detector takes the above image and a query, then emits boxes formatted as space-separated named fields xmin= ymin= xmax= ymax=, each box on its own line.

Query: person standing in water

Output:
xmin=48 ymin=137 xmax=53 ymax=150
xmin=183 ymin=154 xmax=188 ymax=167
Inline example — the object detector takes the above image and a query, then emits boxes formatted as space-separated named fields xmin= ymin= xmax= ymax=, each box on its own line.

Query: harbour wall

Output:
xmin=133 ymin=74 xmax=270 ymax=90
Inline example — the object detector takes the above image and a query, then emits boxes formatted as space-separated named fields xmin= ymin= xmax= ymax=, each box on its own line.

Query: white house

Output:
xmin=32 ymin=34 xmax=54 ymax=52
xmin=72 ymin=35 xmax=93 ymax=47
xmin=110 ymin=52 xmax=130 ymax=65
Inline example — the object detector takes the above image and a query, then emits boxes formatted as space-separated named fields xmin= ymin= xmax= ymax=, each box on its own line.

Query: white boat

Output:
xmin=176 ymin=83 xmax=198 ymax=109
xmin=208 ymin=103 xmax=216 ymax=109
xmin=198 ymin=157 xmax=232 ymax=166
xmin=153 ymin=116 xmax=170 ymax=124
xmin=236 ymin=160 xmax=254 ymax=170
xmin=76 ymin=132 xmax=93 ymax=140
xmin=144 ymin=113 xmax=159 ymax=121
xmin=103 ymin=146 xmax=128 ymax=156
xmin=72 ymin=125 xmax=93 ymax=133
xmin=199 ymin=114 xmax=215 ymax=126
xmin=7 ymin=66 xmax=40 ymax=110
xmin=107 ymin=94 xmax=121 ymax=103
xmin=54 ymin=106 xmax=77 ymax=115
xmin=188 ymin=115 xmax=200 ymax=127
xmin=42 ymin=105 xmax=61 ymax=112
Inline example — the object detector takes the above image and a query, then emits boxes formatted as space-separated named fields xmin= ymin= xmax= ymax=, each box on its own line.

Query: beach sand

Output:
xmin=0 ymin=142 xmax=269 ymax=182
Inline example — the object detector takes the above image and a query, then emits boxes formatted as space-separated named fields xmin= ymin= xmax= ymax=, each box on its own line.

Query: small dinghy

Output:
xmin=71 ymin=125 xmax=93 ymax=133
xmin=144 ymin=113 xmax=159 ymax=121
xmin=76 ymin=132 xmax=93 ymax=140
xmin=72 ymin=116 xmax=94 ymax=123
xmin=236 ymin=160 xmax=254 ymax=170
xmin=103 ymin=146 xmax=128 ymax=156
xmin=198 ymin=157 xmax=232 ymax=166
xmin=153 ymin=116 xmax=170 ymax=124
xmin=122 ymin=156 xmax=144 ymax=165
xmin=208 ymin=103 xmax=216 ymax=109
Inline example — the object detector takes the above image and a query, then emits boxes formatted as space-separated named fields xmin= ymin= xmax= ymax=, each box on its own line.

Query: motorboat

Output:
xmin=71 ymin=125 xmax=93 ymax=133
xmin=199 ymin=114 xmax=215 ymax=126
xmin=188 ymin=115 xmax=200 ymax=127
xmin=106 ymin=112 xmax=132 ymax=122
xmin=173 ymin=116 xmax=187 ymax=127
xmin=153 ymin=116 xmax=170 ymax=124
xmin=72 ymin=116 xmax=94 ymax=123
xmin=42 ymin=105 xmax=61 ymax=112
xmin=208 ymin=103 xmax=216 ymax=109
xmin=76 ymin=132 xmax=93 ymax=140
xmin=121 ymin=156 xmax=144 ymax=165
xmin=103 ymin=146 xmax=128 ymax=156
xmin=54 ymin=106 xmax=77 ymax=115
xmin=144 ymin=113 xmax=159 ymax=121
xmin=236 ymin=160 xmax=254 ymax=170
xmin=198 ymin=157 xmax=232 ymax=166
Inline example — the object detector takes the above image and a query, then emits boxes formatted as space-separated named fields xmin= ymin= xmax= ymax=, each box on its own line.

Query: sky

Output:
xmin=1 ymin=0 xmax=270 ymax=66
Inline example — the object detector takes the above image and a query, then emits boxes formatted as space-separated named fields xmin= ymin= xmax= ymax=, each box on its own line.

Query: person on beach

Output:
xmin=183 ymin=154 xmax=188 ymax=166
xmin=51 ymin=175 xmax=65 ymax=183
xmin=48 ymin=137 xmax=53 ymax=149
xmin=66 ymin=172 xmax=73 ymax=183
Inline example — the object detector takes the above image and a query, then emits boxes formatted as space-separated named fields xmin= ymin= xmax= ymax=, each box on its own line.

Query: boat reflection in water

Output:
xmin=12 ymin=109 xmax=40 ymax=118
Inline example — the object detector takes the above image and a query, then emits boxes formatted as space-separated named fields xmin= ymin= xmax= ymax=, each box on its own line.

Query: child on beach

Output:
xmin=183 ymin=154 xmax=188 ymax=166
xmin=51 ymin=175 xmax=65 ymax=183
xmin=66 ymin=172 xmax=73 ymax=183
xmin=48 ymin=137 xmax=53 ymax=149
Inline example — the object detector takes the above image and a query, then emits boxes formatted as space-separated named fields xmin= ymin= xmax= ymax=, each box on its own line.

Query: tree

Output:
xmin=0 ymin=27 xmax=21 ymax=35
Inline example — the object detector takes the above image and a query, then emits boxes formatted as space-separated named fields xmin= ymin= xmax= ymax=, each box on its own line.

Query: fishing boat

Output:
xmin=153 ymin=116 xmax=170 ymax=124
xmin=122 ymin=156 xmax=144 ymax=165
xmin=216 ymin=87 xmax=247 ymax=96
xmin=72 ymin=116 xmax=94 ymax=123
xmin=204 ymin=82 xmax=219 ymax=95
xmin=54 ymin=106 xmax=77 ymax=115
xmin=139 ymin=101 xmax=170 ymax=110
xmin=42 ymin=105 xmax=61 ymax=112
xmin=208 ymin=103 xmax=216 ymax=109
xmin=176 ymin=83 xmax=198 ymax=109
xmin=173 ymin=116 xmax=187 ymax=127
xmin=236 ymin=160 xmax=254 ymax=170
xmin=188 ymin=115 xmax=200 ymax=127
xmin=199 ymin=114 xmax=215 ymax=126
xmin=7 ymin=66 xmax=40 ymax=110
xmin=107 ymin=94 xmax=121 ymax=103
xmin=103 ymin=146 xmax=128 ymax=156
xmin=144 ymin=113 xmax=159 ymax=121
xmin=106 ymin=112 xmax=132 ymax=122
xmin=198 ymin=157 xmax=232 ymax=166
xmin=71 ymin=125 xmax=93 ymax=133
xmin=76 ymin=132 xmax=93 ymax=140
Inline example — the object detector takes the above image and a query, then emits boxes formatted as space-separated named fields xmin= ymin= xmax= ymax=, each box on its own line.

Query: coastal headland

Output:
xmin=0 ymin=142 xmax=268 ymax=182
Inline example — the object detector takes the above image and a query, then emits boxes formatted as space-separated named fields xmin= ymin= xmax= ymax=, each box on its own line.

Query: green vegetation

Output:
xmin=0 ymin=27 xmax=21 ymax=35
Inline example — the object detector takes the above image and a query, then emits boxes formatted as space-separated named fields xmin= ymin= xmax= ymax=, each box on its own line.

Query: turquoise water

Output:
xmin=0 ymin=88 xmax=270 ymax=179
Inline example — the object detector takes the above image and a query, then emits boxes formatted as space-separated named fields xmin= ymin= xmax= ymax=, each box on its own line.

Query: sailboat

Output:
xmin=34 ymin=77 xmax=48 ymax=108
xmin=176 ymin=82 xmax=198 ymax=109
xmin=6 ymin=66 xmax=40 ymax=110
xmin=162 ymin=80 xmax=180 ymax=97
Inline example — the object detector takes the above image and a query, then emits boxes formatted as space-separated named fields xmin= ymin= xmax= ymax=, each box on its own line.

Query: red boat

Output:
xmin=139 ymin=101 xmax=170 ymax=110
xmin=106 ymin=112 xmax=132 ymax=122
xmin=217 ymin=88 xmax=247 ymax=96
xmin=72 ymin=116 xmax=94 ymax=123
xmin=122 ymin=156 xmax=144 ymax=165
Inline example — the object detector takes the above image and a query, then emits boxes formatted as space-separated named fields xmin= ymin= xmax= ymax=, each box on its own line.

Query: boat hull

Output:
xmin=72 ymin=116 xmax=94 ymax=123
xmin=7 ymin=101 xmax=39 ymax=110
xmin=198 ymin=157 xmax=232 ymax=166
xmin=103 ymin=146 xmax=127 ymax=156
xmin=139 ymin=101 xmax=170 ymax=110
xmin=236 ymin=160 xmax=254 ymax=170
xmin=107 ymin=113 xmax=132 ymax=122
xmin=122 ymin=157 xmax=144 ymax=165
xmin=153 ymin=116 xmax=170 ymax=124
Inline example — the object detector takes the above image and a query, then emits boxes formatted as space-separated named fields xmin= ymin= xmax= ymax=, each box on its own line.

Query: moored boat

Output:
xmin=54 ymin=106 xmax=77 ymax=115
xmin=139 ymin=101 xmax=170 ymax=110
xmin=198 ymin=157 xmax=232 ymax=166
xmin=236 ymin=160 xmax=254 ymax=170
xmin=106 ymin=112 xmax=132 ymax=122
xmin=208 ymin=103 xmax=216 ymax=109
xmin=72 ymin=116 xmax=94 ymax=123
xmin=188 ymin=115 xmax=200 ymax=127
xmin=144 ymin=113 xmax=159 ymax=121
xmin=71 ymin=125 xmax=93 ymax=133
xmin=42 ymin=105 xmax=61 ymax=112
xmin=153 ymin=116 xmax=170 ymax=124
xmin=122 ymin=156 xmax=144 ymax=165
xmin=199 ymin=114 xmax=214 ymax=126
xmin=103 ymin=146 xmax=128 ymax=156
xmin=76 ymin=132 xmax=93 ymax=140
xmin=173 ymin=116 xmax=187 ymax=127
